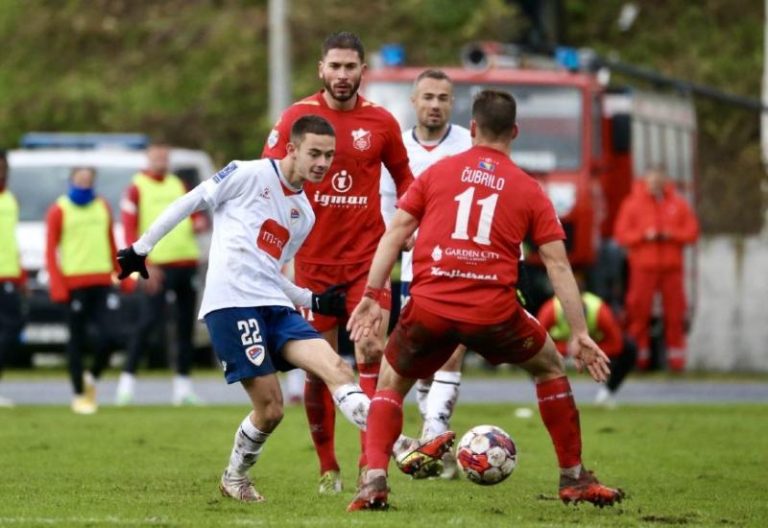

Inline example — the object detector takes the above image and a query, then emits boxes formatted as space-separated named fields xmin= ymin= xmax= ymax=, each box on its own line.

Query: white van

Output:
xmin=7 ymin=133 xmax=216 ymax=353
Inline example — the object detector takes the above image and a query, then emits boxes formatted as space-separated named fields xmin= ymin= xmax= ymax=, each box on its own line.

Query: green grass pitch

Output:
xmin=1 ymin=403 xmax=766 ymax=527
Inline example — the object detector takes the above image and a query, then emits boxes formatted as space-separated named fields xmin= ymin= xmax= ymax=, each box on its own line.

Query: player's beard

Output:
xmin=324 ymin=76 xmax=361 ymax=103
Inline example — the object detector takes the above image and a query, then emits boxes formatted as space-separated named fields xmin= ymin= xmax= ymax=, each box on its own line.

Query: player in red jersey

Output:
xmin=347 ymin=90 xmax=625 ymax=511
xmin=262 ymin=31 xmax=414 ymax=493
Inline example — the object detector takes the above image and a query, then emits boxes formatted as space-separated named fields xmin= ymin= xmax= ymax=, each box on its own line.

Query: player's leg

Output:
xmin=349 ymin=303 xmax=458 ymax=511
xmin=624 ymin=268 xmax=656 ymax=370
xmin=660 ymin=270 xmax=687 ymax=372
xmin=219 ymin=374 xmax=283 ymax=503
xmin=170 ymin=266 xmax=201 ymax=405
xmin=470 ymin=307 xmax=623 ymax=506
xmin=421 ymin=344 xmax=466 ymax=479
xmin=302 ymin=325 xmax=342 ymax=492
xmin=294 ymin=261 xmax=344 ymax=491
xmin=422 ymin=344 xmax=465 ymax=440
xmin=204 ymin=306 xmax=290 ymax=503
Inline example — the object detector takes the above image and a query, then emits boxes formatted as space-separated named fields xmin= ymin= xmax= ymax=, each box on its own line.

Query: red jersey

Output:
xmin=262 ymin=91 xmax=413 ymax=265
xmin=398 ymin=145 xmax=564 ymax=324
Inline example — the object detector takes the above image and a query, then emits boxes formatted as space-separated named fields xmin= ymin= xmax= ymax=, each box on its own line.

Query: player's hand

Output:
xmin=117 ymin=246 xmax=149 ymax=280
xmin=568 ymin=332 xmax=611 ymax=383
xmin=311 ymin=284 xmax=348 ymax=317
xmin=347 ymin=297 xmax=383 ymax=342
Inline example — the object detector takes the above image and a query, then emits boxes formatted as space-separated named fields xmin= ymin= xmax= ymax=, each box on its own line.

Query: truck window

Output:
xmin=366 ymin=82 xmax=583 ymax=171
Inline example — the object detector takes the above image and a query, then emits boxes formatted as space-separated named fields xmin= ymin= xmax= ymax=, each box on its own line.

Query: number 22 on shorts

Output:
xmin=238 ymin=318 xmax=266 ymax=366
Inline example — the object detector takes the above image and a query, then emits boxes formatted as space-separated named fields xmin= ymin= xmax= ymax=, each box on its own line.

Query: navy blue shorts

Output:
xmin=204 ymin=306 xmax=321 ymax=384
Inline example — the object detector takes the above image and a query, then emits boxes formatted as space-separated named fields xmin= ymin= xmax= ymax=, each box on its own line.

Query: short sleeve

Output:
xmin=396 ymin=170 xmax=427 ymax=221
xmin=200 ymin=161 xmax=250 ymax=209
xmin=262 ymin=107 xmax=297 ymax=159
xmin=530 ymin=183 xmax=566 ymax=246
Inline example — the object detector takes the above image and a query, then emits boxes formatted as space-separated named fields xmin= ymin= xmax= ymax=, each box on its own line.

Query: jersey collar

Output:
xmin=412 ymin=124 xmax=452 ymax=150
xmin=269 ymin=159 xmax=303 ymax=196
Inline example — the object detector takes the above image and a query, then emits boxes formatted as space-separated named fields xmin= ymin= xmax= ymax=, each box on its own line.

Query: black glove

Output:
xmin=117 ymin=246 xmax=149 ymax=280
xmin=311 ymin=284 xmax=347 ymax=317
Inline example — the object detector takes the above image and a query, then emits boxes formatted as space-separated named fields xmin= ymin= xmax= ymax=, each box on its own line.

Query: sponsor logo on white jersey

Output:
xmin=259 ymin=186 xmax=272 ymax=200
xmin=351 ymin=128 xmax=372 ymax=151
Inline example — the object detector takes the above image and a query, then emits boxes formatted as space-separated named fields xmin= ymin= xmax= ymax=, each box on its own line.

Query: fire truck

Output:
xmin=364 ymin=43 xmax=698 ymax=311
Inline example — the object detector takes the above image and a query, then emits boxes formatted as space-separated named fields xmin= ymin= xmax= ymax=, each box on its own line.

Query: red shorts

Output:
xmin=294 ymin=260 xmax=392 ymax=332
xmin=385 ymin=299 xmax=547 ymax=379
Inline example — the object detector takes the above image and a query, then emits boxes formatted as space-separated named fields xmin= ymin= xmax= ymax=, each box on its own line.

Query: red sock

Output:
xmin=365 ymin=389 xmax=404 ymax=472
xmin=304 ymin=374 xmax=338 ymax=473
xmin=357 ymin=361 xmax=380 ymax=468
xmin=536 ymin=376 xmax=582 ymax=469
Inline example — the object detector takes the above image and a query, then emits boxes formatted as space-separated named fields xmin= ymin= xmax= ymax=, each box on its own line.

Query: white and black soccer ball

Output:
xmin=456 ymin=425 xmax=517 ymax=485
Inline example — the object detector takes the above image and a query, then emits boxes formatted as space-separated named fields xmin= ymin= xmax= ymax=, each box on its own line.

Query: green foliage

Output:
xmin=0 ymin=0 xmax=764 ymax=232
xmin=1 ymin=403 xmax=767 ymax=526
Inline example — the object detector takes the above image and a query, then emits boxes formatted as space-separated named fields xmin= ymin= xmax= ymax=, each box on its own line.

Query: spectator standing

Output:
xmin=45 ymin=167 xmax=119 ymax=414
xmin=614 ymin=166 xmax=699 ymax=371
xmin=0 ymin=151 xmax=23 ymax=407
xmin=116 ymin=144 xmax=205 ymax=405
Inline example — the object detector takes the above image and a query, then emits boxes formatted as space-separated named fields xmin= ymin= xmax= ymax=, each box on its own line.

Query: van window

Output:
xmin=9 ymin=166 xmax=137 ymax=221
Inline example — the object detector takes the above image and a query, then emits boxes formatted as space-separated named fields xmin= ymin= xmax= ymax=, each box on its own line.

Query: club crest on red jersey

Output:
xmin=351 ymin=128 xmax=372 ymax=151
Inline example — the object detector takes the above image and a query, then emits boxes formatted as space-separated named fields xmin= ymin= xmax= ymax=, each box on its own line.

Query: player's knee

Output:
xmin=259 ymin=400 xmax=285 ymax=430
xmin=524 ymin=340 xmax=566 ymax=380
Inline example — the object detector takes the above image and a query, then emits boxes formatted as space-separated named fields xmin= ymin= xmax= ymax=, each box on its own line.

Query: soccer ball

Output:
xmin=456 ymin=425 xmax=517 ymax=485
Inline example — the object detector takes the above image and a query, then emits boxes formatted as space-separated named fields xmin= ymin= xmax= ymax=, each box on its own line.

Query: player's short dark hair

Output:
xmin=290 ymin=115 xmax=335 ymax=144
xmin=321 ymin=31 xmax=365 ymax=62
xmin=472 ymin=90 xmax=517 ymax=140
xmin=414 ymin=69 xmax=452 ymax=85
xmin=0 ymin=149 xmax=7 ymax=162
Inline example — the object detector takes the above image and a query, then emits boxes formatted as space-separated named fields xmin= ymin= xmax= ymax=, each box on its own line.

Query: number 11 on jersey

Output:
xmin=451 ymin=187 xmax=499 ymax=245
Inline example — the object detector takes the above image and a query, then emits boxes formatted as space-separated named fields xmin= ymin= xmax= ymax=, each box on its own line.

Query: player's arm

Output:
xmin=539 ymin=240 xmax=610 ymax=382
xmin=275 ymin=273 xmax=347 ymax=317
xmin=117 ymin=185 xmax=210 ymax=279
xmin=381 ymin=115 xmax=414 ymax=198
xmin=347 ymin=208 xmax=418 ymax=341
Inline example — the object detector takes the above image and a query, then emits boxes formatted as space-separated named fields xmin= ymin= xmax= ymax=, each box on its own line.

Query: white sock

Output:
xmin=332 ymin=383 xmax=369 ymax=431
xmin=415 ymin=379 xmax=432 ymax=420
xmin=560 ymin=464 xmax=583 ymax=480
xmin=227 ymin=414 xmax=270 ymax=478
xmin=422 ymin=370 xmax=461 ymax=440
xmin=117 ymin=372 xmax=135 ymax=394
xmin=286 ymin=369 xmax=305 ymax=400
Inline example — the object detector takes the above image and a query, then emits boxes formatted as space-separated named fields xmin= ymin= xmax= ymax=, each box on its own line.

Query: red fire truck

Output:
xmin=364 ymin=43 xmax=698 ymax=310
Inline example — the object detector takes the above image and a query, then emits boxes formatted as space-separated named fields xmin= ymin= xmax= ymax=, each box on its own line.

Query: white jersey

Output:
xmin=197 ymin=159 xmax=315 ymax=318
xmin=380 ymin=124 xmax=472 ymax=281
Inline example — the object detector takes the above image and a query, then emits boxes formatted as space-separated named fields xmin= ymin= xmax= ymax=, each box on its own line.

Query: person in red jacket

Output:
xmin=614 ymin=166 xmax=699 ymax=371
xmin=46 ymin=167 xmax=119 ymax=414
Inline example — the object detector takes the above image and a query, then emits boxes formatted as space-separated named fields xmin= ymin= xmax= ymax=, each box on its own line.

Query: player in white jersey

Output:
xmin=380 ymin=70 xmax=472 ymax=479
xmin=116 ymin=116 xmax=373 ymax=503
